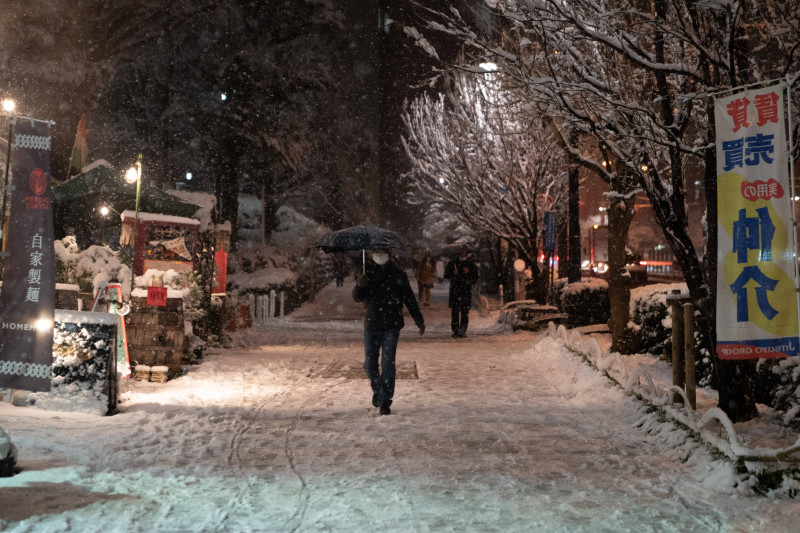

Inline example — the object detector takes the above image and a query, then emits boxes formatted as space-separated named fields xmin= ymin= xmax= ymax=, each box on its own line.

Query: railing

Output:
xmin=248 ymin=290 xmax=285 ymax=326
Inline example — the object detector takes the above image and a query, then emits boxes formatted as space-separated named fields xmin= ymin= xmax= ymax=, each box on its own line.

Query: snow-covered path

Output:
xmin=2 ymin=281 xmax=800 ymax=531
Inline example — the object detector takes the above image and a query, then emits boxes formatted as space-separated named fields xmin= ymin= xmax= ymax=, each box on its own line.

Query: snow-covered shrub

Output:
xmin=752 ymin=358 xmax=800 ymax=416
xmin=228 ymin=205 xmax=332 ymax=319
xmin=27 ymin=320 xmax=117 ymax=416
xmin=0 ymin=425 xmax=17 ymax=477
xmin=628 ymin=283 xmax=687 ymax=356
xmin=628 ymin=282 xmax=714 ymax=388
xmin=136 ymin=268 xmax=205 ymax=322
xmin=55 ymin=236 xmax=131 ymax=295
xmin=560 ymin=278 xmax=610 ymax=326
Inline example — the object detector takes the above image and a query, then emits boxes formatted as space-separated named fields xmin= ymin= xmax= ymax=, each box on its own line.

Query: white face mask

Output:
xmin=373 ymin=252 xmax=389 ymax=265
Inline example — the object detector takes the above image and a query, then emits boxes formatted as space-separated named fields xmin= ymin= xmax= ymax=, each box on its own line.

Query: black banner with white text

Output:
xmin=0 ymin=118 xmax=55 ymax=392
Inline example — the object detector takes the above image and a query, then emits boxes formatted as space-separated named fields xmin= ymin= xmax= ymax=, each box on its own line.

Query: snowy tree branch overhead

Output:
xmin=403 ymin=71 xmax=567 ymax=268
xmin=407 ymin=0 xmax=800 ymax=421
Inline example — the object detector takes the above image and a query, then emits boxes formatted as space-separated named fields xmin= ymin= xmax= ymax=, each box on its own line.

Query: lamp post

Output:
xmin=0 ymin=98 xmax=16 ymax=255
xmin=125 ymin=154 xmax=142 ymax=296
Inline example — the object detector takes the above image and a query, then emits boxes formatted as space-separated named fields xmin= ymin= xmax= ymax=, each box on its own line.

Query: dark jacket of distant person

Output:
xmin=353 ymin=261 xmax=424 ymax=331
xmin=444 ymin=256 xmax=479 ymax=309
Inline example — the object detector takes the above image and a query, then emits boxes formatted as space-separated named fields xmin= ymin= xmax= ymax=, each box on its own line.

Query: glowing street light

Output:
xmin=0 ymin=98 xmax=16 ymax=254
xmin=125 ymin=154 xmax=143 ymax=296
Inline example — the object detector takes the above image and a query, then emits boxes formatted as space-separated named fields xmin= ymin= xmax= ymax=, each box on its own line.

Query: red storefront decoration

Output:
xmin=147 ymin=286 xmax=168 ymax=306
xmin=120 ymin=211 xmax=200 ymax=276
xmin=213 ymin=250 xmax=228 ymax=294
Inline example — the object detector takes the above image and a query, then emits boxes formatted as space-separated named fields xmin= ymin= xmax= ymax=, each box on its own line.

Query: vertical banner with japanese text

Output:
xmin=715 ymin=82 xmax=798 ymax=360
xmin=0 ymin=119 xmax=55 ymax=391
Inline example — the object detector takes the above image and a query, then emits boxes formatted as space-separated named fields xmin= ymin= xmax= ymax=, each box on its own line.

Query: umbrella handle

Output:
xmin=362 ymin=249 xmax=365 ymax=275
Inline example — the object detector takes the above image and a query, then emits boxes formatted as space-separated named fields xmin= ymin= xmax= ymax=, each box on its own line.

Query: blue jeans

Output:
xmin=363 ymin=328 xmax=401 ymax=406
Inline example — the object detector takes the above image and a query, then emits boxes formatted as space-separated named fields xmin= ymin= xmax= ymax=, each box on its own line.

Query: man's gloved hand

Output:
xmin=419 ymin=324 xmax=425 ymax=336
xmin=357 ymin=274 xmax=369 ymax=287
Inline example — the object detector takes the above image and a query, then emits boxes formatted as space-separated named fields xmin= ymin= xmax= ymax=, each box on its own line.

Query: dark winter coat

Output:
xmin=415 ymin=259 xmax=436 ymax=287
xmin=444 ymin=257 xmax=479 ymax=309
xmin=352 ymin=262 xmax=425 ymax=331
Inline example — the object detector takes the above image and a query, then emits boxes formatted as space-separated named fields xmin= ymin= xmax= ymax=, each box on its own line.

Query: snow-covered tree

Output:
xmin=406 ymin=0 xmax=800 ymax=421
xmin=403 ymin=71 xmax=567 ymax=297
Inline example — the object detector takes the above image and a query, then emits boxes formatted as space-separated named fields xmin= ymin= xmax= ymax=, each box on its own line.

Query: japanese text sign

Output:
xmin=0 ymin=119 xmax=55 ymax=391
xmin=715 ymin=83 xmax=798 ymax=359
xmin=147 ymin=286 xmax=168 ymax=306
xmin=544 ymin=211 xmax=557 ymax=251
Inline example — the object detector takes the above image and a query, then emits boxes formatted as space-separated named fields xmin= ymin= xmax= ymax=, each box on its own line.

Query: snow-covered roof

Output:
xmin=120 ymin=210 xmax=200 ymax=226
xmin=80 ymin=159 xmax=115 ymax=174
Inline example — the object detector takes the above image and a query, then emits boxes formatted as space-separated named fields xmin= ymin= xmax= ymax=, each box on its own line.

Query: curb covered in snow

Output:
xmin=545 ymin=323 xmax=800 ymax=494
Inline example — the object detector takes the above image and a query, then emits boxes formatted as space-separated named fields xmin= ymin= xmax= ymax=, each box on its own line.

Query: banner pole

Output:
xmin=787 ymin=76 xmax=800 ymax=333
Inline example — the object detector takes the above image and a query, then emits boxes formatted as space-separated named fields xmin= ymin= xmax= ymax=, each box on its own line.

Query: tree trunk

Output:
xmin=606 ymin=188 xmax=636 ymax=353
xmin=567 ymin=157 xmax=582 ymax=283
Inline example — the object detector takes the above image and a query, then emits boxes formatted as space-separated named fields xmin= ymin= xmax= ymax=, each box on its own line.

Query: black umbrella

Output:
xmin=315 ymin=225 xmax=405 ymax=273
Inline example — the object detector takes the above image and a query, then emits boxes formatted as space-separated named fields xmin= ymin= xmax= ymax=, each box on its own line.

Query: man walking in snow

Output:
xmin=444 ymin=247 xmax=479 ymax=338
xmin=353 ymin=248 xmax=425 ymax=415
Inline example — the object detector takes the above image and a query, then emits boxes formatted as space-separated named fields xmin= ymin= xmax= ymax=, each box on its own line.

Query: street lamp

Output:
xmin=0 ymin=98 xmax=15 ymax=254
xmin=125 ymin=154 xmax=142 ymax=296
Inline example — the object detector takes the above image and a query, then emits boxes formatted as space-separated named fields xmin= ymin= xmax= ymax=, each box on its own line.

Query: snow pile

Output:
xmin=270 ymin=205 xmax=328 ymax=253
xmin=227 ymin=265 xmax=296 ymax=291
xmin=165 ymin=189 xmax=214 ymax=231
xmin=228 ymin=205 xmax=327 ymax=293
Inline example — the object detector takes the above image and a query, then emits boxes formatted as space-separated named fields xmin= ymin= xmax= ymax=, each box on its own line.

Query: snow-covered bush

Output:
xmin=136 ymin=268 xmax=205 ymax=322
xmin=228 ymin=205 xmax=332 ymax=319
xmin=560 ymin=278 xmax=609 ymax=327
xmin=752 ymin=358 xmax=800 ymax=416
xmin=55 ymin=236 xmax=131 ymax=295
xmin=0 ymin=425 xmax=17 ymax=477
xmin=28 ymin=320 xmax=117 ymax=416
xmin=628 ymin=283 xmax=687 ymax=356
xmin=627 ymin=282 xmax=712 ymax=389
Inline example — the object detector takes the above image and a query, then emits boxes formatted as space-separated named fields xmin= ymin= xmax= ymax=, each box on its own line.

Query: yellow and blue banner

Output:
xmin=715 ymin=82 xmax=798 ymax=359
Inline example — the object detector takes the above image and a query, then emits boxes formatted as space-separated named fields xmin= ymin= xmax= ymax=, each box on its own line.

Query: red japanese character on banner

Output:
xmin=741 ymin=178 xmax=784 ymax=202
xmin=754 ymin=92 xmax=780 ymax=127
xmin=726 ymin=97 xmax=751 ymax=132
xmin=147 ymin=286 xmax=168 ymax=306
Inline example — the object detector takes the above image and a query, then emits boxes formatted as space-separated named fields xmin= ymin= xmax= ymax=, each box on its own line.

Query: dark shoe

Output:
xmin=372 ymin=393 xmax=379 ymax=407
xmin=451 ymin=332 xmax=459 ymax=338
xmin=379 ymin=404 xmax=391 ymax=415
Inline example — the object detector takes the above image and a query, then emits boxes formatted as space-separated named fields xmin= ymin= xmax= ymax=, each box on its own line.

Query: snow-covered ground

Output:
xmin=2 ymin=280 xmax=800 ymax=531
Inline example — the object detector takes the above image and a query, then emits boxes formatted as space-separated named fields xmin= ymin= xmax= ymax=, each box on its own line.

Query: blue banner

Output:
xmin=544 ymin=211 xmax=557 ymax=251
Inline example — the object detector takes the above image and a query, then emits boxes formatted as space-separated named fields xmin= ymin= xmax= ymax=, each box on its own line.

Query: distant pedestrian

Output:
xmin=444 ymin=247 xmax=479 ymax=338
xmin=353 ymin=248 xmax=425 ymax=415
xmin=414 ymin=253 xmax=436 ymax=306
xmin=332 ymin=252 xmax=349 ymax=287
